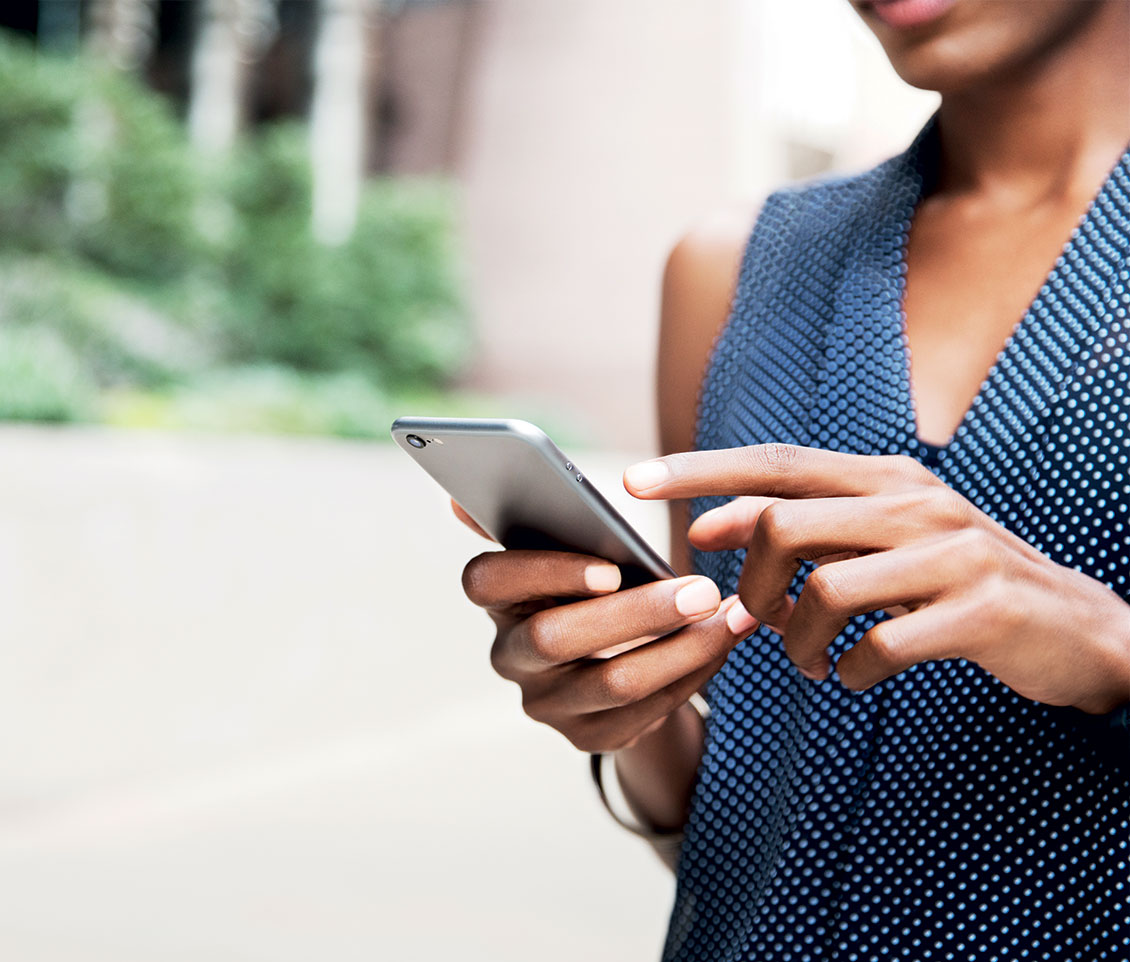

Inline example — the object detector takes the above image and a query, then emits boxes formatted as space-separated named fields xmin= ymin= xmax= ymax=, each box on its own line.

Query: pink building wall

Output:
xmin=451 ymin=0 xmax=936 ymax=451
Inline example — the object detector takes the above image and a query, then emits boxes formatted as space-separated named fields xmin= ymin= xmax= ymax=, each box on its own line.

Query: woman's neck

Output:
xmin=936 ymin=1 xmax=1130 ymax=204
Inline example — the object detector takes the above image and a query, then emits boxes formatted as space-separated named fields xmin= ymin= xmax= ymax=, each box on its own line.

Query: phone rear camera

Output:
xmin=406 ymin=434 xmax=427 ymax=449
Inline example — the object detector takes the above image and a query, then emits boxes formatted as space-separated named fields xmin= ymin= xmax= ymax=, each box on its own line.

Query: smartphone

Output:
xmin=391 ymin=417 xmax=675 ymax=588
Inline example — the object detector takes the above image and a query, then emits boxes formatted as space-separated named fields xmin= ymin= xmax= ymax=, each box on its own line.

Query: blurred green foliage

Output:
xmin=220 ymin=127 xmax=468 ymax=384
xmin=105 ymin=365 xmax=391 ymax=439
xmin=0 ymin=31 xmax=470 ymax=436
xmin=0 ymin=325 xmax=94 ymax=421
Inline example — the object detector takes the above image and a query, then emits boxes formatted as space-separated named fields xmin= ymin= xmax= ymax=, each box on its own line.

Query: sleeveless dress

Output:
xmin=665 ymin=122 xmax=1130 ymax=962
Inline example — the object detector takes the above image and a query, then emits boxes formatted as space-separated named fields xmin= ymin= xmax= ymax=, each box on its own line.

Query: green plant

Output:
xmin=219 ymin=126 xmax=470 ymax=386
xmin=0 ymin=325 xmax=94 ymax=422
xmin=0 ymin=30 xmax=471 ymax=437
xmin=0 ymin=254 xmax=211 ymax=386
xmin=0 ymin=34 xmax=201 ymax=281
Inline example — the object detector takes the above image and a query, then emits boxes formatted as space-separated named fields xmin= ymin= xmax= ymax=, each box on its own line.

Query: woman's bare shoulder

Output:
xmin=658 ymin=204 xmax=759 ymax=456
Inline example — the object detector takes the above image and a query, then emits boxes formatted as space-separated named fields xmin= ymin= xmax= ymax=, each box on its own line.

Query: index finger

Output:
xmin=624 ymin=444 xmax=934 ymax=501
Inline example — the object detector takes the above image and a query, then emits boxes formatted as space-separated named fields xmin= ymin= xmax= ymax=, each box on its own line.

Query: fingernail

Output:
xmin=726 ymin=600 xmax=759 ymax=637
xmin=624 ymin=459 xmax=669 ymax=492
xmin=584 ymin=563 xmax=621 ymax=593
xmin=674 ymin=578 xmax=720 ymax=617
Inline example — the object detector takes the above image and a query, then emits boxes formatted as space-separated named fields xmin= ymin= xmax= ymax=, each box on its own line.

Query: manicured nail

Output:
xmin=674 ymin=578 xmax=720 ymax=617
xmin=584 ymin=563 xmax=621 ymax=593
xmin=624 ymin=459 xmax=669 ymax=492
xmin=726 ymin=600 xmax=759 ymax=637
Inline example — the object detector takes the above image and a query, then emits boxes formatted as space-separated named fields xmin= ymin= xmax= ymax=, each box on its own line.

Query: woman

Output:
xmin=459 ymin=1 xmax=1130 ymax=958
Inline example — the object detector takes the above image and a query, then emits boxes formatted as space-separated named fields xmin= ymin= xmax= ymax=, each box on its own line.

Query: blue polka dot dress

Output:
xmin=666 ymin=121 xmax=1130 ymax=962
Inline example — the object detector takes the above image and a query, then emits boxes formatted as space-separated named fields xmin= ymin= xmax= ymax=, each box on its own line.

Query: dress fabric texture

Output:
xmin=665 ymin=122 xmax=1130 ymax=962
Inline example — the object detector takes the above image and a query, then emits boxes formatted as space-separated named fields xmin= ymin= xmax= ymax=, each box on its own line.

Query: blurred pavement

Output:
xmin=0 ymin=426 xmax=674 ymax=962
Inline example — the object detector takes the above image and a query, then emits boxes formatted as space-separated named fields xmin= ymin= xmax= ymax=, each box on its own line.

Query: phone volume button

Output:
xmin=576 ymin=474 xmax=584 ymax=483
xmin=565 ymin=462 xmax=573 ymax=471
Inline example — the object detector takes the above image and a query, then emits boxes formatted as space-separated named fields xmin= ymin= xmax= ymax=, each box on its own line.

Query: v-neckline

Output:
xmin=892 ymin=125 xmax=1130 ymax=462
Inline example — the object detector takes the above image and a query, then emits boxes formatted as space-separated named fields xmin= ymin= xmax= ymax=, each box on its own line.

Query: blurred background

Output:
xmin=0 ymin=2 xmax=936 ymax=960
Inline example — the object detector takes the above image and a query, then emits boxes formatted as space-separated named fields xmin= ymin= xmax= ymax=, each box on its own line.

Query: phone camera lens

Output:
xmin=406 ymin=434 xmax=426 ymax=449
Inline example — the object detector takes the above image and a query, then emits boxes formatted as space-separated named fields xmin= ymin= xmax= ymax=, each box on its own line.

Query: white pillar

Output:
xmin=86 ymin=0 xmax=156 ymax=69
xmin=309 ymin=0 xmax=371 ymax=246
xmin=188 ymin=0 xmax=277 ymax=155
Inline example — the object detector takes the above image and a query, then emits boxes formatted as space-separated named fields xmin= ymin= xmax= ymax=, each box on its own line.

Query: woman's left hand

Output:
xmin=624 ymin=444 xmax=1130 ymax=715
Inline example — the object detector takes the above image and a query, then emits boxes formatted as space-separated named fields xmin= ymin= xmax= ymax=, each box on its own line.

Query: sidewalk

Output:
xmin=0 ymin=425 xmax=673 ymax=962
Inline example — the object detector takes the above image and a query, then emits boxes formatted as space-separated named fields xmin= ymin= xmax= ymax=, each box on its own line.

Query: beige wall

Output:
xmin=458 ymin=0 xmax=736 ymax=451
xmin=455 ymin=0 xmax=937 ymax=451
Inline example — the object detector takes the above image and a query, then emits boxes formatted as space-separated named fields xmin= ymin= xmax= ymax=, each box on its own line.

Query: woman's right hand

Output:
xmin=460 ymin=545 xmax=758 ymax=753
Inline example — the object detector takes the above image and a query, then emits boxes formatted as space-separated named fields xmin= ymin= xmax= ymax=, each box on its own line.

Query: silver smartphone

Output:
xmin=391 ymin=417 xmax=675 ymax=588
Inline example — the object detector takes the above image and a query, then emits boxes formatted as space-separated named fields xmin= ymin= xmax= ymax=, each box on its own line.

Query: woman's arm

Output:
xmin=612 ymin=209 xmax=756 ymax=836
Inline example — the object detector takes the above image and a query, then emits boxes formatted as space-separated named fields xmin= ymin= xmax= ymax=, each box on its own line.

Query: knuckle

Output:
xmin=597 ymin=660 xmax=642 ymax=708
xmin=754 ymin=502 xmax=798 ymax=553
xmin=929 ymin=487 xmax=971 ymax=527
xmin=521 ymin=610 xmax=562 ymax=665
xmin=979 ymin=572 xmax=1023 ymax=632
xmin=865 ymin=620 xmax=902 ymax=666
xmin=884 ymin=453 xmax=931 ymax=485
xmin=489 ymin=633 xmax=523 ymax=681
xmin=461 ymin=551 xmax=495 ymax=603
xmin=740 ymin=582 xmax=789 ymax=628
xmin=610 ymin=730 xmax=646 ymax=753
xmin=565 ymin=722 xmax=609 ymax=755
xmin=838 ymin=663 xmax=869 ymax=693
xmin=488 ymin=636 xmax=507 ymax=676
xmin=804 ymin=565 xmax=851 ymax=613
xmin=951 ymin=526 xmax=996 ymax=570
xmin=753 ymin=442 xmax=799 ymax=477
xmin=1079 ymin=692 xmax=1125 ymax=716
xmin=781 ymin=634 xmax=809 ymax=669
xmin=898 ymin=486 xmax=935 ymax=522
xmin=520 ymin=688 xmax=551 ymax=724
